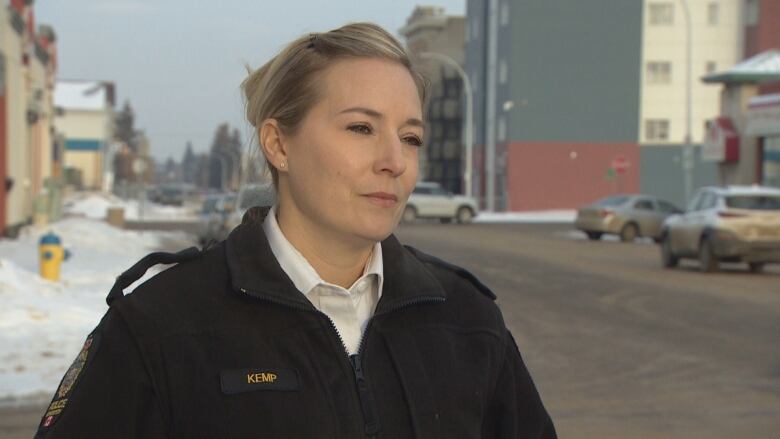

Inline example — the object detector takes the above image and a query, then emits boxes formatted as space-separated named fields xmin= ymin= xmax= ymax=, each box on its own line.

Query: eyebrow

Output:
xmin=338 ymin=107 xmax=424 ymax=129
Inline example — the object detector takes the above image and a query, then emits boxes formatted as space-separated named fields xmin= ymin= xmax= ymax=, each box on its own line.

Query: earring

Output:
xmin=279 ymin=162 xmax=286 ymax=169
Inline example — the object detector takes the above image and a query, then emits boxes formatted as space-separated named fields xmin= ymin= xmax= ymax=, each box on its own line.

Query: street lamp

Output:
xmin=418 ymin=52 xmax=474 ymax=198
xmin=679 ymin=0 xmax=694 ymax=203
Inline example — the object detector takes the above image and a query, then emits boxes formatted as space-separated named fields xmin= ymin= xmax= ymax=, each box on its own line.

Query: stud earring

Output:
xmin=279 ymin=162 xmax=286 ymax=169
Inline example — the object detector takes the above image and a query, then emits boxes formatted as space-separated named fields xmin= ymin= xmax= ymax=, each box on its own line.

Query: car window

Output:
xmin=686 ymin=193 xmax=701 ymax=212
xmin=633 ymin=199 xmax=654 ymax=210
xmin=414 ymin=186 xmax=432 ymax=195
xmin=725 ymin=195 xmax=780 ymax=210
xmin=696 ymin=192 xmax=717 ymax=211
xmin=202 ymin=198 xmax=218 ymax=213
xmin=657 ymin=200 xmax=680 ymax=213
xmin=596 ymin=196 xmax=629 ymax=207
xmin=431 ymin=187 xmax=449 ymax=196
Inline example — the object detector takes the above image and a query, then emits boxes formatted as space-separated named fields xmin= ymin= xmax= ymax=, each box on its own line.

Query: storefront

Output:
xmin=747 ymin=93 xmax=780 ymax=188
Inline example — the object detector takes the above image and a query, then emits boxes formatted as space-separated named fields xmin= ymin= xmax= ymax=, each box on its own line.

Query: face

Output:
xmin=277 ymin=57 xmax=422 ymax=246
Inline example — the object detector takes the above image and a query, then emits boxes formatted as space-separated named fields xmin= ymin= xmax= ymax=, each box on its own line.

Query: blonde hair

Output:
xmin=241 ymin=22 xmax=428 ymax=187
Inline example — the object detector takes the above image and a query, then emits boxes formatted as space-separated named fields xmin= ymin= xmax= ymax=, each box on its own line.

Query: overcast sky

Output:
xmin=36 ymin=0 xmax=465 ymax=162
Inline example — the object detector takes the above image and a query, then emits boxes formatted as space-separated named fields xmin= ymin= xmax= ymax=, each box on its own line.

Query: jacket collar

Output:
xmin=225 ymin=207 xmax=446 ymax=313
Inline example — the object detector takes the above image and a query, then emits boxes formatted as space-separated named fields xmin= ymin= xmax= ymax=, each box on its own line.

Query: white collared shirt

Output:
xmin=262 ymin=205 xmax=383 ymax=355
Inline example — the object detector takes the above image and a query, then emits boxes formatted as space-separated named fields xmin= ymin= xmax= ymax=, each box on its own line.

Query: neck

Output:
xmin=275 ymin=203 xmax=373 ymax=289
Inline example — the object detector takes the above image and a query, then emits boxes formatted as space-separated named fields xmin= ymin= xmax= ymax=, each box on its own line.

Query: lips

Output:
xmin=364 ymin=192 xmax=398 ymax=207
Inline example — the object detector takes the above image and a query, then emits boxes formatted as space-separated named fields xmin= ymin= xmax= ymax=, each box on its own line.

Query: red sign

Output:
xmin=611 ymin=156 xmax=630 ymax=174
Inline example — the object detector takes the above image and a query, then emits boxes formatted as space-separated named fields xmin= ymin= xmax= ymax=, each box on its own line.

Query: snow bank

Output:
xmin=0 ymin=217 xmax=190 ymax=403
xmin=64 ymin=192 xmax=197 ymax=222
xmin=473 ymin=210 xmax=576 ymax=224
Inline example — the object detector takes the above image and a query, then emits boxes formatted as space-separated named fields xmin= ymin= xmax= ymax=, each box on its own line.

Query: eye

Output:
xmin=347 ymin=123 xmax=373 ymax=135
xmin=402 ymin=135 xmax=423 ymax=147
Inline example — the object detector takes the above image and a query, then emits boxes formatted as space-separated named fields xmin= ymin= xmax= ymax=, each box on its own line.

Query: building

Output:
xmin=701 ymin=0 xmax=780 ymax=189
xmin=465 ymin=0 xmax=750 ymax=210
xmin=1 ymin=0 xmax=60 ymax=236
xmin=400 ymin=6 xmax=467 ymax=194
xmin=54 ymin=80 xmax=115 ymax=190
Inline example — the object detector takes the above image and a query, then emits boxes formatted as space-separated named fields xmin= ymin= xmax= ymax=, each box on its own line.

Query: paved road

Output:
xmin=5 ymin=222 xmax=779 ymax=438
xmin=395 ymin=222 xmax=780 ymax=439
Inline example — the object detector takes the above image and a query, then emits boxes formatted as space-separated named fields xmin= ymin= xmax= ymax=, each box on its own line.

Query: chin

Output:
xmin=353 ymin=217 xmax=398 ymax=243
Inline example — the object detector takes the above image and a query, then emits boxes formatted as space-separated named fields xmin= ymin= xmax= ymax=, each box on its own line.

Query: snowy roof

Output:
xmin=54 ymin=80 xmax=114 ymax=111
xmin=703 ymin=49 xmax=780 ymax=84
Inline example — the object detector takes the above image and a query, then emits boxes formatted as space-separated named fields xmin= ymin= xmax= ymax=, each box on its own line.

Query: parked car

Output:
xmin=216 ymin=184 xmax=277 ymax=241
xmin=575 ymin=194 xmax=683 ymax=242
xmin=197 ymin=193 xmax=236 ymax=245
xmin=156 ymin=185 xmax=186 ymax=206
xmin=403 ymin=182 xmax=478 ymax=223
xmin=659 ymin=185 xmax=780 ymax=273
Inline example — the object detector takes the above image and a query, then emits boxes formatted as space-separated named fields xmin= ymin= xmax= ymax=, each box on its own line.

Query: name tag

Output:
xmin=220 ymin=368 xmax=300 ymax=394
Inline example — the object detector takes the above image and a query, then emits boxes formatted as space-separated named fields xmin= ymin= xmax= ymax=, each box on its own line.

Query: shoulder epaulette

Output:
xmin=404 ymin=245 xmax=497 ymax=300
xmin=106 ymin=247 xmax=201 ymax=305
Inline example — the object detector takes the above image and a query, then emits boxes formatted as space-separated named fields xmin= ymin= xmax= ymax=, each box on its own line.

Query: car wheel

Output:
xmin=456 ymin=207 xmax=474 ymax=224
xmin=402 ymin=205 xmax=417 ymax=223
xmin=619 ymin=223 xmax=639 ymax=242
xmin=660 ymin=234 xmax=678 ymax=268
xmin=585 ymin=231 xmax=603 ymax=240
xmin=748 ymin=262 xmax=765 ymax=274
xmin=698 ymin=237 xmax=719 ymax=273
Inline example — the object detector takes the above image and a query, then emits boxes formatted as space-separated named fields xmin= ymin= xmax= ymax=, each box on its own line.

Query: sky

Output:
xmin=36 ymin=0 xmax=466 ymax=162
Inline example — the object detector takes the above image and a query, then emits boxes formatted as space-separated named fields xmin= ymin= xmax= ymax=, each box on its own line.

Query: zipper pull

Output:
xmin=349 ymin=354 xmax=380 ymax=436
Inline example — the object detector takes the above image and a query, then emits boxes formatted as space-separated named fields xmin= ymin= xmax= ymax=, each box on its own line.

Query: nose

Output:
xmin=374 ymin=134 xmax=408 ymax=177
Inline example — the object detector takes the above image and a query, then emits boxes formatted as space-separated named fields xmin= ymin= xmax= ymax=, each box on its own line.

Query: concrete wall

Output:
xmin=640 ymin=144 xmax=718 ymax=207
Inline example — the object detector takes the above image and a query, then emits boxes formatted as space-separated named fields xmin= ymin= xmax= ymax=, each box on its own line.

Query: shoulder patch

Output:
xmin=37 ymin=331 xmax=101 ymax=433
xmin=404 ymin=245 xmax=497 ymax=300
xmin=106 ymin=246 xmax=201 ymax=305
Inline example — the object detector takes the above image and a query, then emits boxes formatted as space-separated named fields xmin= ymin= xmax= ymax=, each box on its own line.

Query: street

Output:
xmin=4 ymin=221 xmax=779 ymax=438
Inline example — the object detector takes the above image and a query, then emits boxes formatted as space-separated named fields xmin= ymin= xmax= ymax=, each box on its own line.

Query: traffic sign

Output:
xmin=611 ymin=156 xmax=630 ymax=174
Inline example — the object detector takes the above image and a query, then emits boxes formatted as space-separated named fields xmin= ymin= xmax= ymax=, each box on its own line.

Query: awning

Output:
xmin=702 ymin=117 xmax=739 ymax=163
xmin=702 ymin=50 xmax=780 ymax=84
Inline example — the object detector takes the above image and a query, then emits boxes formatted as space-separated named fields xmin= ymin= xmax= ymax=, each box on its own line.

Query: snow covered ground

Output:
xmin=473 ymin=210 xmax=576 ymax=224
xmin=0 ymin=194 xmax=194 ymax=405
xmin=63 ymin=192 xmax=198 ymax=222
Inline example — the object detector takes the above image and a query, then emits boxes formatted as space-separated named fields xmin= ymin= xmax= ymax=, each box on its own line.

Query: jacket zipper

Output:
xmin=240 ymin=287 xmax=444 ymax=437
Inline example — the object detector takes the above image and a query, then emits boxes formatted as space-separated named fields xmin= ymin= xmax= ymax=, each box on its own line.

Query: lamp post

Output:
xmin=419 ymin=52 xmax=474 ymax=198
xmin=679 ymin=0 xmax=694 ymax=203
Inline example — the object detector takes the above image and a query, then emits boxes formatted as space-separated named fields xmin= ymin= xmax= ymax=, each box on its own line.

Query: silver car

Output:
xmin=404 ymin=182 xmax=479 ymax=224
xmin=218 ymin=183 xmax=277 ymax=240
xmin=660 ymin=185 xmax=780 ymax=273
xmin=575 ymin=195 xmax=682 ymax=242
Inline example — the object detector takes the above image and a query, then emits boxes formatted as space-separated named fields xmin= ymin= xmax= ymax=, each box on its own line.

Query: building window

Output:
xmin=646 ymin=61 xmax=672 ymax=84
xmin=645 ymin=119 xmax=670 ymax=141
xmin=707 ymin=2 xmax=719 ymax=25
xmin=500 ymin=1 xmax=510 ymax=26
xmin=499 ymin=59 xmax=508 ymax=84
xmin=705 ymin=61 xmax=717 ymax=74
xmin=498 ymin=117 xmax=507 ymax=142
xmin=648 ymin=3 xmax=674 ymax=25
xmin=745 ymin=0 xmax=759 ymax=26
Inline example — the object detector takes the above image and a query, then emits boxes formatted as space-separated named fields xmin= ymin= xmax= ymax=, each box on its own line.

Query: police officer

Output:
xmin=36 ymin=22 xmax=556 ymax=438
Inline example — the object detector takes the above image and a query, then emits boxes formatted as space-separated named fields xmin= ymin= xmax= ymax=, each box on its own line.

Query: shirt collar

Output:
xmin=262 ymin=205 xmax=384 ymax=298
xmin=226 ymin=206 xmax=445 ymax=312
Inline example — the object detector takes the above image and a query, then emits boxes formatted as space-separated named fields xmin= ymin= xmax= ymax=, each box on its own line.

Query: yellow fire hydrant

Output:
xmin=39 ymin=232 xmax=70 ymax=281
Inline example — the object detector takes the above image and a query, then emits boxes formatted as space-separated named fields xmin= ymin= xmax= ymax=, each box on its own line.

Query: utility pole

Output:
xmin=485 ymin=0 xmax=499 ymax=211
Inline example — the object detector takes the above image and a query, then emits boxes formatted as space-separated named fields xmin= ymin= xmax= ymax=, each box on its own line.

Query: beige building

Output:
xmin=54 ymin=80 xmax=115 ymax=190
xmin=1 ymin=3 xmax=59 ymax=235
xmin=640 ymin=0 xmax=744 ymax=145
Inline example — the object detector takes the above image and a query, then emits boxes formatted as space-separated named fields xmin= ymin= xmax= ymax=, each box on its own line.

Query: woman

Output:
xmin=36 ymin=23 xmax=556 ymax=438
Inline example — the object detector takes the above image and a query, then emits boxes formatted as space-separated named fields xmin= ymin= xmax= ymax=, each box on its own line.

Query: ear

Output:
xmin=258 ymin=119 xmax=288 ymax=173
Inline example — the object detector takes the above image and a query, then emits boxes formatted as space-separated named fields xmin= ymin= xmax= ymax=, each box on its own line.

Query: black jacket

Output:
xmin=36 ymin=212 xmax=556 ymax=438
